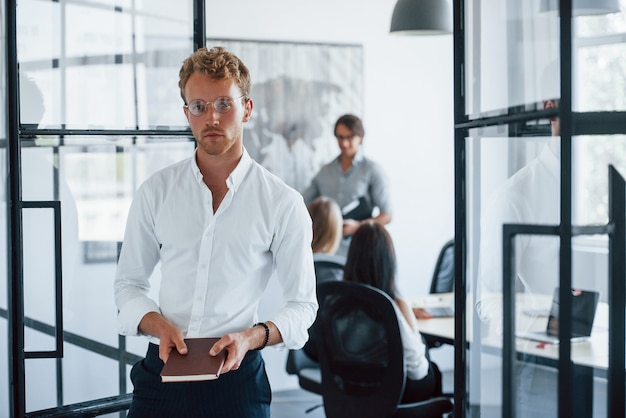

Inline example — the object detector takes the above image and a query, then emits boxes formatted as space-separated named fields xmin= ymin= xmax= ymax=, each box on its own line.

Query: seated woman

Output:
xmin=344 ymin=222 xmax=440 ymax=403
xmin=307 ymin=196 xmax=345 ymax=283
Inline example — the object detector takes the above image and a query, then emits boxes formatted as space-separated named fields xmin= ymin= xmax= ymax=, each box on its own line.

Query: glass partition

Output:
xmin=18 ymin=137 xmax=194 ymax=410
xmin=465 ymin=0 xmax=626 ymax=117
xmin=459 ymin=1 xmax=626 ymax=416
xmin=574 ymin=7 xmax=626 ymax=113
xmin=466 ymin=129 xmax=562 ymax=417
xmin=464 ymin=130 xmax=615 ymax=417
xmin=17 ymin=0 xmax=193 ymax=130
xmin=4 ymin=0 xmax=197 ymax=413
xmin=464 ymin=0 xmax=560 ymax=116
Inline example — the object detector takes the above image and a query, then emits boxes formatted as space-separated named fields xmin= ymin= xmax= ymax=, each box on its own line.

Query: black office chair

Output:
xmin=313 ymin=254 xmax=345 ymax=283
xmin=315 ymin=281 xmax=453 ymax=418
xmin=429 ymin=239 xmax=455 ymax=294
xmin=425 ymin=239 xmax=455 ymax=350
xmin=285 ymin=259 xmax=344 ymax=405
xmin=285 ymin=348 xmax=323 ymax=395
xmin=285 ymin=255 xmax=345 ymax=396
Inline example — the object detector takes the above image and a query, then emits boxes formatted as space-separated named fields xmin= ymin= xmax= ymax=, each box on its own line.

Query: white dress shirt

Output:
xmin=395 ymin=303 xmax=430 ymax=381
xmin=477 ymin=143 xmax=560 ymax=328
xmin=114 ymin=148 xmax=318 ymax=349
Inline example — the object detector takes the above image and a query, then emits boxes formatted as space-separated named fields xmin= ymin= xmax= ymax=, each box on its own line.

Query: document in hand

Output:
xmin=160 ymin=337 xmax=227 ymax=383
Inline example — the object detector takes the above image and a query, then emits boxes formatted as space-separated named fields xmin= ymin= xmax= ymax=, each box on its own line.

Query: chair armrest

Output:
xmin=286 ymin=349 xmax=319 ymax=375
xmin=298 ymin=367 xmax=322 ymax=395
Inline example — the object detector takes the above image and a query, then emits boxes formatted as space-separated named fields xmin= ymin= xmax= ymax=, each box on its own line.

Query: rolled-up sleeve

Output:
xmin=268 ymin=191 xmax=318 ymax=349
xmin=113 ymin=185 xmax=161 ymax=336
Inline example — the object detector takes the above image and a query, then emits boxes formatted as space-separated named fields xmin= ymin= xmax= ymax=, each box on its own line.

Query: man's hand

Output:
xmin=413 ymin=307 xmax=433 ymax=320
xmin=209 ymin=331 xmax=255 ymax=374
xmin=138 ymin=311 xmax=187 ymax=363
xmin=343 ymin=219 xmax=362 ymax=236
xmin=209 ymin=322 xmax=280 ymax=374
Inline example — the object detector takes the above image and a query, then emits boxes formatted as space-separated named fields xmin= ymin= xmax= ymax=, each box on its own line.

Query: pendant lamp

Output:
xmin=389 ymin=0 xmax=452 ymax=35
xmin=539 ymin=0 xmax=621 ymax=16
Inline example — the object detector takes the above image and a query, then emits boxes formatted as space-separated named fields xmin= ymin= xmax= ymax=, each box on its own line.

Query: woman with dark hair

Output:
xmin=344 ymin=222 xmax=440 ymax=403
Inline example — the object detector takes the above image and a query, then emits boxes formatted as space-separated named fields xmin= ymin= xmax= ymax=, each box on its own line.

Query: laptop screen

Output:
xmin=546 ymin=288 xmax=600 ymax=338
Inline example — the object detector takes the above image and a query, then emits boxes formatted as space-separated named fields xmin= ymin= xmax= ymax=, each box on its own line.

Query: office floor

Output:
xmin=270 ymin=388 xmax=326 ymax=418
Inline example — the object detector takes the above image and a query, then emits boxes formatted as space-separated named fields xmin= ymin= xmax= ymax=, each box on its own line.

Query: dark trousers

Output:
xmin=128 ymin=343 xmax=271 ymax=418
xmin=401 ymin=362 xmax=440 ymax=404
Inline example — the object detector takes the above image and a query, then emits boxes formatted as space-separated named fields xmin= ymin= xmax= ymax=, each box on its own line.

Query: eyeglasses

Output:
xmin=184 ymin=95 xmax=246 ymax=117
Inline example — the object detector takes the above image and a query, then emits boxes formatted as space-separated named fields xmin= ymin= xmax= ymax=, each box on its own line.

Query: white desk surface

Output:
xmin=413 ymin=292 xmax=611 ymax=370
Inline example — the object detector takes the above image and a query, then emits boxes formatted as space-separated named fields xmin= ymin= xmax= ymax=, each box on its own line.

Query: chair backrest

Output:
xmin=313 ymin=253 xmax=345 ymax=284
xmin=315 ymin=281 xmax=406 ymax=418
xmin=429 ymin=239 xmax=455 ymax=294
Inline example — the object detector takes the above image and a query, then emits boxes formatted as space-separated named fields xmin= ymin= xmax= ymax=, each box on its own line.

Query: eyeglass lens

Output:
xmin=186 ymin=97 xmax=237 ymax=116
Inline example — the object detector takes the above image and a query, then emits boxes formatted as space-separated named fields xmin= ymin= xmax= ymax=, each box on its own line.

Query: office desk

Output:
xmin=413 ymin=292 xmax=612 ymax=418
xmin=413 ymin=292 xmax=610 ymax=368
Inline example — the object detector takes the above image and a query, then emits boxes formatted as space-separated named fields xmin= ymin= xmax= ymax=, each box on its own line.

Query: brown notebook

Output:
xmin=160 ymin=337 xmax=226 ymax=383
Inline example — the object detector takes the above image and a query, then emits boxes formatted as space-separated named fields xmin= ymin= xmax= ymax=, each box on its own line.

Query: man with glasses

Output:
xmin=114 ymin=46 xmax=317 ymax=417
xmin=302 ymin=114 xmax=392 ymax=256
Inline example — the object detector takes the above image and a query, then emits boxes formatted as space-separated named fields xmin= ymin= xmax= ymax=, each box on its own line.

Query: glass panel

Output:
xmin=574 ymin=0 xmax=626 ymax=113
xmin=18 ymin=135 xmax=193 ymax=407
xmin=57 ymin=138 xmax=192 ymax=345
xmin=467 ymin=129 xmax=563 ymax=417
xmin=62 ymin=346 xmax=120 ymax=405
xmin=571 ymin=135 xmax=620 ymax=418
xmin=573 ymin=134 xmax=626 ymax=225
xmin=24 ymin=338 xmax=57 ymax=411
xmin=16 ymin=0 xmax=60 ymax=62
xmin=465 ymin=0 xmax=560 ymax=116
xmin=466 ymin=130 xmax=614 ymax=417
xmin=17 ymin=0 xmax=193 ymax=130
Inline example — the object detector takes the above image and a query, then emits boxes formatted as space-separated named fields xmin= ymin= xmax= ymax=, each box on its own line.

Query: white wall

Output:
xmin=207 ymin=0 xmax=455 ymax=390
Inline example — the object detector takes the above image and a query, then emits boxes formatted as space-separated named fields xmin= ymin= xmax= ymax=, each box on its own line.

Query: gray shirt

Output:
xmin=302 ymin=150 xmax=392 ymax=257
xmin=302 ymin=150 xmax=392 ymax=217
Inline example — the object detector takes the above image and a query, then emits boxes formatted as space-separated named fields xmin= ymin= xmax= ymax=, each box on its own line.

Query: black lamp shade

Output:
xmin=390 ymin=0 xmax=453 ymax=35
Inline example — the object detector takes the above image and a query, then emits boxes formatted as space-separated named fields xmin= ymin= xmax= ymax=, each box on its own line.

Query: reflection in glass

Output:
xmin=464 ymin=0 xmax=560 ymax=115
xmin=17 ymin=0 xmax=193 ymax=130
xmin=574 ymin=135 xmax=626 ymax=225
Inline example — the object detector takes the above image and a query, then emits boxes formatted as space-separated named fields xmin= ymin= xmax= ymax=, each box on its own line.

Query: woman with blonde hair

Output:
xmin=307 ymin=196 xmax=345 ymax=283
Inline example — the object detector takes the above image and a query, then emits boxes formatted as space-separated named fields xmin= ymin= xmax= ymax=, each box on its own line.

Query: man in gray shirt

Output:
xmin=302 ymin=114 xmax=392 ymax=256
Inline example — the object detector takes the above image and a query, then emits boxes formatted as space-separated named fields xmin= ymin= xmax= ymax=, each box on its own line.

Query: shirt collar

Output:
xmin=538 ymin=142 xmax=559 ymax=182
xmin=227 ymin=147 xmax=252 ymax=192
xmin=190 ymin=146 xmax=253 ymax=193
xmin=353 ymin=148 xmax=365 ymax=165
xmin=335 ymin=148 xmax=365 ymax=167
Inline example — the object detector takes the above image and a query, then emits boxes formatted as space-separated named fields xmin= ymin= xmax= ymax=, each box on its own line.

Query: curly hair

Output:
xmin=178 ymin=46 xmax=252 ymax=103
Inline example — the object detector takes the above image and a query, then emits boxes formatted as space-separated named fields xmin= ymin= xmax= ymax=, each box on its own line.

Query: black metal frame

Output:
xmin=453 ymin=1 xmax=626 ymax=417
xmin=3 ymin=0 xmax=206 ymax=416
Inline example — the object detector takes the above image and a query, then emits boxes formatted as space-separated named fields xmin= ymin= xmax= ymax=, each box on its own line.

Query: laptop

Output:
xmin=420 ymin=295 xmax=455 ymax=318
xmin=426 ymin=305 xmax=455 ymax=318
xmin=517 ymin=288 xmax=600 ymax=344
